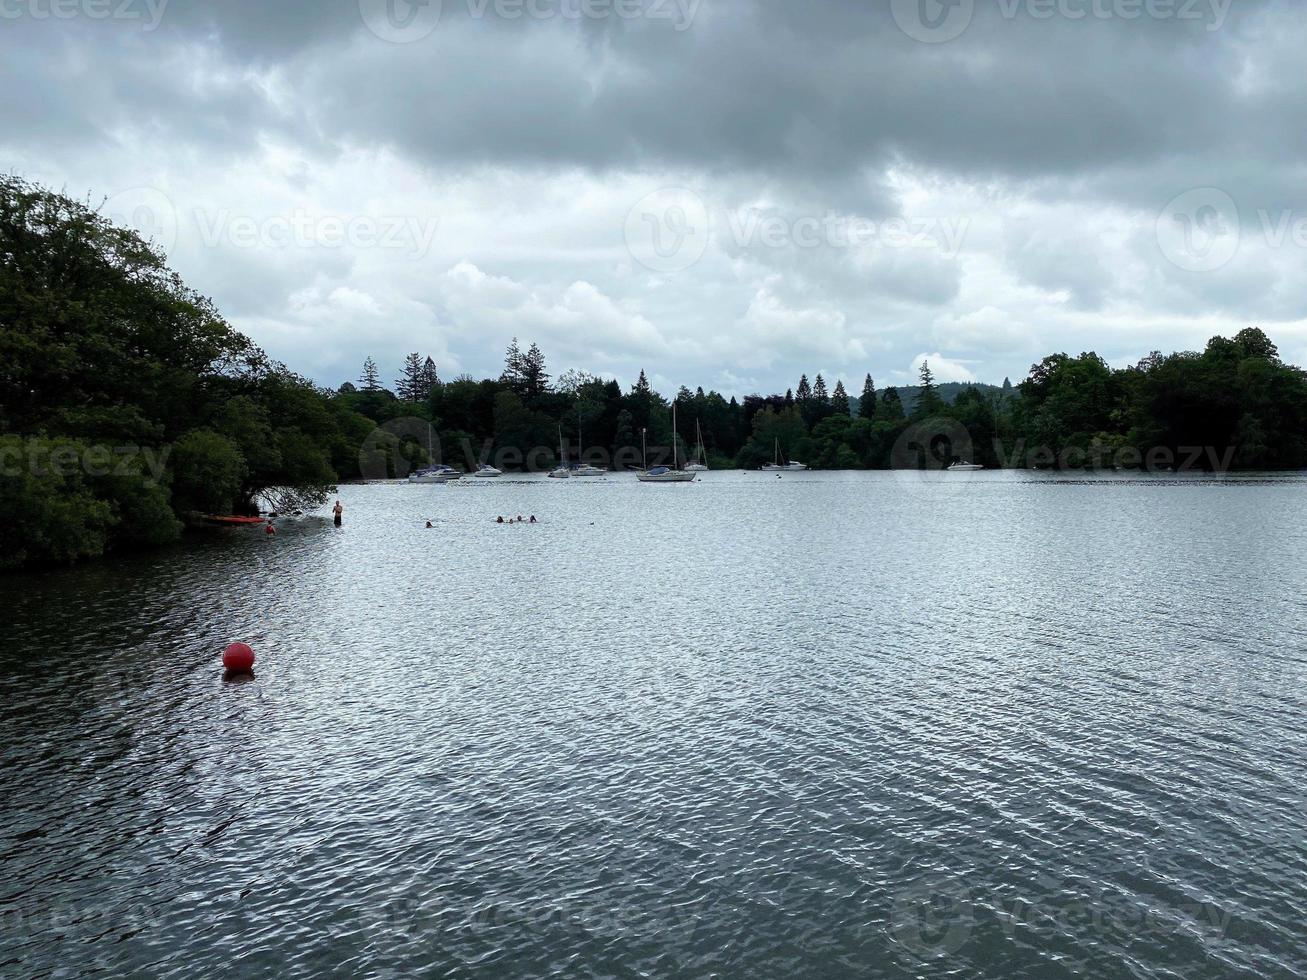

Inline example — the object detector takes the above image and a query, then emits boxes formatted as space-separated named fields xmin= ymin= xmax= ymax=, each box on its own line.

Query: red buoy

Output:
xmin=222 ymin=642 xmax=256 ymax=673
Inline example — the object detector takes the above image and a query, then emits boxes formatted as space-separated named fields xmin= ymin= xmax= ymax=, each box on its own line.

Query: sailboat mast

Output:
xmin=672 ymin=403 xmax=679 ymax=469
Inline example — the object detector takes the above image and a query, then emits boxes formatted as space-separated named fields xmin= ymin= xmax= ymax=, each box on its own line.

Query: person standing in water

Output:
xmin=332 ymin=500 xmax=344 ymax=526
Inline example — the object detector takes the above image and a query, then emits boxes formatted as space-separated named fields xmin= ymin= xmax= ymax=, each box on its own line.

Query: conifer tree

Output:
xmin=813 ymin=374 xmax=830 ymax=405
xmin=501 ymin=337 xmax=525 ymax=391
xmin=418 ymin=356 xmax=440 ymax=400
xmin=917 ymin=360 xmax=943 ymax=417
xmin=832 ymin=380 xmax=850 ymax=415
xmin=396 ymin=352 xmax=423 ymax=401
xmin=359 ymin=357 xmax=381 ymax=392
xmin=880 ymin=386 xmax=904 ymax=421
xmin=859 ymin=374 xmax=877 ymax=420
xmin=522 ymin=342 xmax=549 ymax=398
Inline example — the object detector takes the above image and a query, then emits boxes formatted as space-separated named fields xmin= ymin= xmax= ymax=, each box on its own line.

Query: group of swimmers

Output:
xmin=419 ymin=515 xmax=537 ymax=528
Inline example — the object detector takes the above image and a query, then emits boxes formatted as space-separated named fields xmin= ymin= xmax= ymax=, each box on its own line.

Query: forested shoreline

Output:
xmin=5 ymin=177 xmax=1307 ymax=569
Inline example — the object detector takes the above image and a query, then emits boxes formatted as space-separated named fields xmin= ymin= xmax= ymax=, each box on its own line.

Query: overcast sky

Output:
xmin=3 ymin=0 xmax=1304 ymax=395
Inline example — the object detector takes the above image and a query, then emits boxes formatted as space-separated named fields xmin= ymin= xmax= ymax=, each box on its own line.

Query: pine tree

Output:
xmin=796 ymin=374 xmax=812 ymax=403
xmin=784 ymin=388 xmax=794 ymax=406
xmin=917 ymin=360 xmax=943 ymax=416
xmin=832 ymin=380 xmax=850 ymax=415
xmin=880 ymin=387 xmax=904 ymax=421
xmin=522 ymin=342 xmax=549 ymax=398
xmin=813 ymin=374 xmax=830 ymax=405
xmin=859 ymin=374 xmax=876 ymax=420
xmin=359 ymin=357 xmax=381 ymax=392
xmin=501 ymin=337 xmax=525 ymax=391
xmin=633 ymin=370 xmax=652 ymax=396
xmin=396 ymin=352 xmax=423 ymax=401
xmin=418 ymin=357 xmax=440 ymax=400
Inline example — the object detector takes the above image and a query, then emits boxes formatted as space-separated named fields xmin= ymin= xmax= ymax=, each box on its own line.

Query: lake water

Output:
xmin=4 ymin=471 xmax=1307 ymax=978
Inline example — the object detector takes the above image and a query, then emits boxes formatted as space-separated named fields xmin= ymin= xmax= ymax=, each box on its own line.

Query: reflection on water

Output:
xmin=3 ymin=471 xmax=1307 ymax=977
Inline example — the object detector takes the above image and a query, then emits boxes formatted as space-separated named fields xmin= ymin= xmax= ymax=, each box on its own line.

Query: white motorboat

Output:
xmin=948 ymin=461 xmax=984 ymax=472
xmin=572 ymin=464 xmax=608 ymax=477
xmin=408 ymin=465 xmax=462 ymax=483
xmin=473 ymin=465 xmax=503 ymax=478
xmin=685 ymin=419 xmax=709 ymax=472
xmin=408 ymin=428 xmax=462 ymax=482
xmin=761 ymin=438 xmax=807 ymax=472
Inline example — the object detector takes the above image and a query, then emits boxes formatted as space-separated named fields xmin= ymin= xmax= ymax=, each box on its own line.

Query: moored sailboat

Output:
xmin=548 ymin=424 xmax=570 ymax=479
xmin=685 ymin=419 xmax=709 ymax=472
xmin=638 ymin=403 xmax=697 ymax=482
xmin=761 ymin=438 xmax=807 ymax=472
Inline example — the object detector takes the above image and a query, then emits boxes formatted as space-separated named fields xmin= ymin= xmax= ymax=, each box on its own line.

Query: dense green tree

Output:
xmin=916 ymin=361 xmax=943 ymax=417
xmin=501 ymin=338 xmax=525 ymax=391
xmin=419 ymin=357 xmax=440 ymax=399
xmin=522 ymin=343 xmax=549 ymax=400
xmin=171 ymin=429 xmax=246 ymax=514
xmin=832 ymin=380 xmax=850 ymax=416
xmin=796 ymin=375 xmax=812 ymax=404
xmin=0 ymin=178 xmax=365 ymax=566
xmin=880 ymin=387 xmax=905 ymax=421
xmin=396 ymin=353 xmax=419 ymax=401
xmin=859 ymin=375 xmax=876 ymax=420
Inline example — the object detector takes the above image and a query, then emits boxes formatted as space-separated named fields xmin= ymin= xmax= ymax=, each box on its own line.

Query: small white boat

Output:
xmin=408 ymin=465 xmax=462 ymax=483
xmin=761 ymin=438 xmax=807 ymax=471
xmin=473 ymin=465 xmax=503 ymax=478
xmin=948 ymin=461 xmax=984 ymax=472
xmin=548 ymin=425 xmax=570 ymax=479
xmin=685 ymin=419 xmax=709 ymax=472
xmin=408 ymin=429 xmax=462 ymax=482
xmin=570 ymin=411 xmax=608 ymax=476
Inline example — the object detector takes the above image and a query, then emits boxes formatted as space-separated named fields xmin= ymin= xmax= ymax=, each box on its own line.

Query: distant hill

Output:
xmin=852 ymin=382 xmax=1011 ymax=417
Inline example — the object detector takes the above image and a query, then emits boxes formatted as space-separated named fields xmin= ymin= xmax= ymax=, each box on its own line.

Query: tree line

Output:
xmin=4 ymin=176 xmax=1307 ymax=568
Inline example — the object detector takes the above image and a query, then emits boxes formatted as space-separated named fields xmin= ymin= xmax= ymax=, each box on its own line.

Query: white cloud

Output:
xmin=912 ymin=352 xmax=977 ymax=384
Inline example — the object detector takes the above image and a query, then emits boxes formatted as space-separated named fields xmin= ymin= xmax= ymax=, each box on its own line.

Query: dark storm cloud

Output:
xmin=2 ymin=0 xmax=1305 ymax=389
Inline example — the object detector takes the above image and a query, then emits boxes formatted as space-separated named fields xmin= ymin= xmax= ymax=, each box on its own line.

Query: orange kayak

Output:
xmin=199 ymin=515 xmax=266 ymax=526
